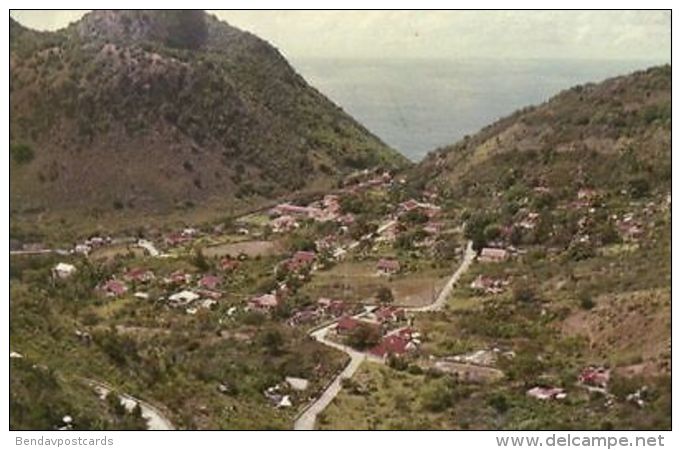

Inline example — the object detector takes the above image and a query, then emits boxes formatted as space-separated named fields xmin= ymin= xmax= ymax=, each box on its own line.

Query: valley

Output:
xmin=9 ymin=10 xmax=671 ymax=432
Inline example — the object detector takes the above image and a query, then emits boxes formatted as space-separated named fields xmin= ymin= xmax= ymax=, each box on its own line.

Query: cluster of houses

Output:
xmin=269 ymin=194 xmax=348 ymax=233
xmin=332 ymin=306 xmax=422 ymax=360
xmin=526 ymin=365 xmax=612 ymax=402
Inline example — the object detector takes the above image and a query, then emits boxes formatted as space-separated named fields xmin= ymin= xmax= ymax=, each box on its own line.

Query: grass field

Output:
xmin=302 ymin=260 xmax=452 ymax=306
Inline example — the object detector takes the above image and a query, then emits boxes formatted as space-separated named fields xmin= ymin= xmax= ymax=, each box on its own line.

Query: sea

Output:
xmin=292 ymin=58 xmax=667 ymax=161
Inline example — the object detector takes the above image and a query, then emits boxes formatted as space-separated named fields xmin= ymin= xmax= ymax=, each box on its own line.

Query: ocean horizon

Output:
xmin=292 ymin=57 xmax=668 ymax=161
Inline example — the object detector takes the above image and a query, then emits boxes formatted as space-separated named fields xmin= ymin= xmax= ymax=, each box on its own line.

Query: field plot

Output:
xmin=303 ymin=260 xmax=451 ymax=307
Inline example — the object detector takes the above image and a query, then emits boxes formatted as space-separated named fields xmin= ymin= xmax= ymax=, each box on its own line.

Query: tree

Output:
xmin=346 ymin=324 xmax=381 ymax=350
xmin=261 ymin=329 xmax=284 ymax=356
xmin=192 ymin=248 xmax=210 ymax=271
xmin=376 ymin=286 xmax=394 ymax=304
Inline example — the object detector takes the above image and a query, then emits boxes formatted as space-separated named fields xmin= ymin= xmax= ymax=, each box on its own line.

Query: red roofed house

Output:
xmin=199 ymin=275 xmax=221 ymax=290
xmin=220 ymin=258 xmax=240 ymax=272
xmin=478 ymin=248 xmax=508 ymax=263
xmin=166 ymin=270 xmax=192 ymax=286
xmin=376 ymin=258 xmax=401 ymax=276
xmin=271 ymin=215 xmax=298 ymax=233
xmin=247 ymin=294 xmax=279 ymax=311
xmin=370 ymin=334 xmax=413 ymax=359
xmin=101 ymin=279 xmax=128 ymax=297
xmin=335 ymin=316 xmax=364 ymax=335
xmin=124 ymin=268 xmax=155 ymax=283
xmin=374 ymin=306 xmax=406 ymax=324
xmin=286 ymin=251 xmax=316 ymax=272
xmin=578 ymin=366 xmax=610 ymax=388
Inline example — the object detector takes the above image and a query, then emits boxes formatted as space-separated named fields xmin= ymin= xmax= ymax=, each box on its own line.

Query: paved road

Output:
xmin=294 ymin=325 xmax=367 ymax=430
xmin=85 ymin=379 xmax=175 ymax=430
xmin=409 ymin=241 xmax=476 ymax=313
xmin=137 ymin=239 xmax=160 ymax=257
xmin=293 ymin=241 xmax=474 ymax=430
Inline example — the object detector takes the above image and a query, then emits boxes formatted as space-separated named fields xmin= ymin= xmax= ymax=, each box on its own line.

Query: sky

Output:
xmin=10 ymin=10 xmax=671 ymax=62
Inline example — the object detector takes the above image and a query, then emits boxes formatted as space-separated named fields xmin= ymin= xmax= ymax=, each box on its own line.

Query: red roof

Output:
xmin=370 ymin=335 xmax=410 ymax=358
xmin=375 ymin=306 xmax=405 ymax=322
xmin=124 ymin=268 xmax=154 ymax=282
xmin=336 ymin=316 xmax=361 ymax=333
xmin=285 ymin=251 xmax=316 ymax=271
xmin=199 ymin=275 xmax=221 ymax=290
xmin=377 ymin=258 xmax=400 ymax=272
xmin=102 ymin=279 xmax=127 ymax=296
xmin=220 ymin=259 xmax=239 ymax=271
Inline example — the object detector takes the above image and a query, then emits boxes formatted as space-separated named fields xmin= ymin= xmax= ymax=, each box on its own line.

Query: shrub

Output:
xmin=10 ymin=143 xmax=34 ymax=164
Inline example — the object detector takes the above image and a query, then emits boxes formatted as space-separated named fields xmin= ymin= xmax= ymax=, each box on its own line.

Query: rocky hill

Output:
xmin=10 ymin=11 xmax=408 ymax=221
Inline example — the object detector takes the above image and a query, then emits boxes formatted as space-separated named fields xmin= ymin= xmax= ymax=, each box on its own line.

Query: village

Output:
xmin=12 ymin=163 xmax=671 ymax=430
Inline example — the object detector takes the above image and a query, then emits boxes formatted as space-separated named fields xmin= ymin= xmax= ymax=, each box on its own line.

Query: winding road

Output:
xmin=85 ymin=379 xmax=175 ymax=430
xmin=293 ymin=241 xmax=476 ymax=430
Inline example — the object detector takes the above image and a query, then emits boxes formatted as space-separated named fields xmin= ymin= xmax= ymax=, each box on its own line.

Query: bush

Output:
xmin=488 ymin=393 xmax=509 ymax=413
xmin=346 ymin=323 xmax=382 ymax=350
xmin=10 ymin=143 xmax=34 ymax=164
xmin=578 ymin=291 xmax=596 ymax=310
xmin=513 ymin=284 xmax=537 ymax=303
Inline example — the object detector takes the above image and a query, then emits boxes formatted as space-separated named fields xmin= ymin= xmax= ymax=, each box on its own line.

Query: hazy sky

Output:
xmin=10 ymin=10 xmax=671 ymax=62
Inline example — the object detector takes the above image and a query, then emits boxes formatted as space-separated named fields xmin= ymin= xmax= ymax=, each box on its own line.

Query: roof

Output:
xmin=370 ymin=335 xmax=410 ymax=358
xmin=377 ymin=258 xmax=400 ymax=271
xmin=102 ymin=279 xmax=127 ymax=295
xmin=249 ymin=294 xmax=278 ymax=308
xmin=199 ymin=275 xmax=221 ymax=288
xmin=336 ymin=316 xmax=361 ymax=332
xmin=480 ymin=248 xmax=508 ymax=259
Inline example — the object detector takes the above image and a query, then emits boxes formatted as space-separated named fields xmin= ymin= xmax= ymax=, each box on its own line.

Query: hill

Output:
xmin=10 ymin=11 xmax=408 ymax=235
xmin=414 ymin=65 xmax=670 ymax=205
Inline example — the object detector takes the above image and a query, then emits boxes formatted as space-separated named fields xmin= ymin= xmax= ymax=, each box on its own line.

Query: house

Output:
xmin=288 ymin=309 xmax=320 ymax=326
xmin=399 ymin=199 xmax=421 ymax=213
xmin=52 ymin=263 xmax=77 ymax=280
xmin=577 ymin=188 xmax=598 ymax=200
xmin=197 ymin=289 xmax=222 ymax=300
xmin=318 ymin=298 xmax=347 ymax=317
xmin=617 ymin=221 xmax=644 ymax=241
xmin=370 ymin=334 xmax=416 ymax=359
xmin=101 ymin=280 xmax=128 ymax=297
xmin=199 ymin=275 xmax=221 ymax=290
xmin=285 ymin=251 xmax=316 ymax=272
xmin=470 ymin=275 xmax=507 ymax=294
xmin=124 ymin=268 xmax=155 ymax=283
xmin=478 ymin=248 xmax=508 ymax=263
xmin=336 ymin=213 xmax=356 ymax=226
xmin=271 ymin=215 xmax=299 ymax=233
xmin=165 ymin=270 xmax=192 ymax=286
xmin=271 ymin=203 xmax=322 ymax=219
xmin=335 ymin=316 xmax=362 ymax=335
xmin=164 ymin=233 xmax=191 ymax=247
xmin=423 ymin=221 xmax=443 ymax=235
xmin=376 ymin=258 xmax=400 ymax=276
xmin=285 ymin=377 xmax=310 ymax=391
xmin=168 ymin=290 xmax=200 ymax=306
xmin=374 ymin=306 xmax=406 ymax=324
xmin=526 ymin=386 xmax=567 ymax=400
xmin=578 ymin=366 xmax=611 ymax=388
xmin=248 ymin=294 xmax=279 ymax=311
xmin=220 ymin=258 xmax=240 ymax=272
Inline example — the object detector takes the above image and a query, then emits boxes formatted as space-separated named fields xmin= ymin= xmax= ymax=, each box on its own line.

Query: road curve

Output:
xmin=84 ymin=379 xmax=175 ymax=430
xmin=293 ymin=241 xmax=475 ymax=430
